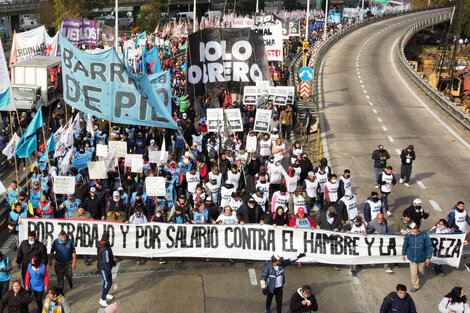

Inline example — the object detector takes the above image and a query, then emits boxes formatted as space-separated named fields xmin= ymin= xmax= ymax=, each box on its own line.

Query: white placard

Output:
xmin=274 ymin=87 xmax=289 ymax=106
xmin=286 ymin=86 xmax=295 ymax=105
xmin=267 ymin=86 xmax=277 ymax=104
xmin=145 ymin=177 xmax=166 ymax=196
xmin=149 ymin=150 xmax=169 ymax=164
xmin=131 ymin=158 xmax=143 ymax=173
xmin=125 ymin=154 xmax=142 ymax=167
xmin=87 ymin=161 xmax=108 ymax=179
xmin=246 ymin=135 xmax=258 ymax=153
xmin=96 ymin=144 xmax=108 ymax=157
xmin=225 ymin=109 xmax=243 ymax=132
xmin=53 ymin=176 xmax=75 ymax=194
xmin=254 ymin=109 xmax=272 ymax=133
xmin=0 ymin=180 xmax=6 ymax=195
xmin=207 ymin=108 xmax=224 ymax=133
xmin=108 ymin=141 xmax=127 ymax=158
xmin=243 ymin=86 xmax=258 ymax=105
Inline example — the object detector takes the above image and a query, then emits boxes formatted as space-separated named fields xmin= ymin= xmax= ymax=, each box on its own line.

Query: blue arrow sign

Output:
xmin=298 ymin=67 xmax=314 ymax=81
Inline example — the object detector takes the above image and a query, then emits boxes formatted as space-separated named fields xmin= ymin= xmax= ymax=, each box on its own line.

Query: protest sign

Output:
xmin=254 ymin=109 xmax=272 ymax=133
xmin=149 ymin=150 xmax=168 ymax=164
xmin=207 ymin=108 xmax=224 ymax=133
xmin=145 ymin=177 xmax=166 ymax=197
xmin=108 ymin=141 xmax=127 ymax=158
xmin=246 ymin=135 xmax=258 ymax=153
xmin=225 ymin=109 xmax=243 ymax=132
xmin=61 ymin=18 xmax=98 ymax=46
xmin=243 ymin=86 xmax=257 ymax=105
xmin=53 ymin=176 xmax=75 ymax=194
xmin=267 ymin=86 xmax=277 ymax=105
xmin=87 ymin=161 xmax=108 ymax=179
xmin=0 ymin=180 xmax=6 ymax=195
xmin=19 ymin=219 xmax=465 ymax=267
xmin=252 ymin=24 xmax=283 ymax=61
xmin=96 ymin=144 xmax=108 ymax=157
xmin=286 ymin=86 xmax=295 ymax=105
xmin=103 ymin=151 xmax=118 ymax=170
xmin=9 ymin=26 xmax=58 ymax=66
xmin=131 ymin=158 xmax=143 ymax=173
xmin=274 ymin=87 xmax=289 ymax=106
xmin=125 ymin=154 xmax=142 ymax=167
xmin=231 ymin=18 xmax=255 ymax=28
xmin=71 ymin=155 xmax=91 ymax=169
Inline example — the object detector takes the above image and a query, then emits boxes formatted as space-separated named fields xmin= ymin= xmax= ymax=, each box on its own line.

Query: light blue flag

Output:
xmin=142 ymin=46 xmax=147 ymax=74
xmin=179 ymin=42 xmax=187 ymax=50
xmin=181 ymin=62 xmax=187 ymax=72
xmin=0 ymin=88 xmax=10 ymax=110
xmin=39 ymin=135 xmax=56 ymax=162
xmin=148 ymin=70 xmax=171 ymax=114
xmin=135 ymin=31 xmax=147 ymax=47
xmin=145 ymin=46 xmax=161 ymax=74
xmin=60 ymin=32 xmax=177 ymax=129
xmin=14 ymin=109 xmax=43 ymax=158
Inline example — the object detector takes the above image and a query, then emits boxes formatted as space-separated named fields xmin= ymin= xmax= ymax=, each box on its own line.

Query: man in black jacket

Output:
xmin=16 ymin=231 xmax=47 ymax=285
xmin=236 ymin=198 xmax=265 ymax=225
xmin=372 ymin=145 xmax=390 ymax=189
xmin=380 ymin=284 xmax=417 ymax=313
xmin=399 ymin=145 xmax=416 ymax=187
xmin=403 ymin=199 xmax=429 ymax=228
xmin=289 ymin=285 xmax=318 ymax=313
xmin=84 ymin=187 xmax=105 ymax=220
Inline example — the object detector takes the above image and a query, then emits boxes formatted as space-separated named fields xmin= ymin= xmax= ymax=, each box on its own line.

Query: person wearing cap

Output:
xmin=377 ymin=166 xmax=396 ymax=217
xmin=0 ymin=252 xmax=12 ymax=299
xmin=11 ymin=191 xmax=34 ymax=217
xmin=399 ymin=145 xmax=416 ymax=187
xmin=97 ymin=232 xmax=116 ymax=307
xmin=49 ymin=231 xmax=76 ymax=291
xmin=289 ymin=207 xmax=315 ymax=229
xmin=60 ymin=194 xmax=81 ymax=219
xmin=403 ymin=199 xmax=429 ymax=228
xmin=316 ymin=206 xmax=342 ymax=232
xmin=170 ymin=193 xmax=191 ymax=217
xmin=372 ymin=145 xmax=390 ymax=188
xmin=255 ymin=173 xmax=270 ymax=196
xmin=237 ymin=197 xmax=265 ymax=225
xmin=84 ymin=187 xmax=106 ymax=220
xmin=260 ymin=251 xmax=305 ymax=313
xmin=337 ymin=191 xmax=358 ymax=225
xmin=402 ymin=224 xmax=432 ymax=292
xmin=344 ymin=215 xmax=371 ymax=276
xmin=16 ymin=231 xmax=48 ymax=286
xmin=105 ymin=191 xmax=126 ymax=216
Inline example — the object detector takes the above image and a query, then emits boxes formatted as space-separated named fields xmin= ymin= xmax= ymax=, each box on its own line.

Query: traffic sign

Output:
xmin=298 ymin=67 xmax=314 ymax=82
xmin=300 ymin=81 xmax=310 ymax=97
xmin=302 ymin=41 xmax=309 ymax=50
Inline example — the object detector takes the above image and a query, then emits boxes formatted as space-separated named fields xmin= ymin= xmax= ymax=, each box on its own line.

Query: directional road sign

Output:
xmin=298 ymin=66 xmax=314 ymax=82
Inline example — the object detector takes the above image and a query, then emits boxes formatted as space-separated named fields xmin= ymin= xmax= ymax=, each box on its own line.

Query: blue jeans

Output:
xmin=374 ymin=167 xmax=382 ymax=186
xmin=381 ymin=193 xmax=390 ymax=212
xmin=99 ymin=270 xmax=112 ymax=301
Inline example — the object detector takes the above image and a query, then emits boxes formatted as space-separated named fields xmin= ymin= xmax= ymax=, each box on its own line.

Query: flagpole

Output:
xmin=115 ymin=0 xmax=119 ymax=50
xmin=64 ymin=102 xmax=68 ymax=124
xmin=41 ymin=124 xmax=59 ymax=212
xmin=193 ymin=0 xmax=196 ymax=33
xmin=9 ymin=111 xmax=18 ymax=184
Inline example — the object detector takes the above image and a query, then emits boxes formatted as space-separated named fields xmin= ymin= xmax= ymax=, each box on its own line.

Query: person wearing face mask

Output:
xmin=204 ymin=178 xmax=220 ymax=205
xmin=364 ymin=192 xmax=383 ymax=223
xmin=369 ymin=213 xmax=394 ymax=273
xmin=289 ymin=141 xmax=303 ymax=165
xmin=288 ymin=187 xmax=307 ymax=218
xmin=237 ymin=198 xmax=265 ymax=225
xmin=337 ymin=191 xmax=358 ymax=225
xmin=314 ymin=167 xmax=328 ymax=212
xmin=403 ymin=199 xmax=430 ymax=228
xmin=190 ymin=201 xmax=210 ymax=224
xmin=151 ymin=207 xmax=166 ymax=223
xmin=271 ymin=185 xmax=291 ymax=215
xmin=258 ymin=133 xmax=272 ymax=164
xmin=324 ymin=174 xmax=339 ymax=209
xmin=428 ymin=219 xmax=453 ymax=275
xmin=11 ymin=191 xmax=34 ymax=217
xmin=168 ymin=206 xmax=190 ymax=224
xmin=299 ymin=153 xmax=314 ymax=182
xmin=402 ymin=224 xmax=432 ymax=292
xmin=97 ymin=232 xmax=116 ymax=308
xmin=16 ymin=231 xmax=47 ymax=286
xmin=372 ymin=144 xmax=390 ymax=189
xmin=268 ymin=159 xmax=286 ymax=199
xmin=316 ymin=207 xmax=342 ymax=232
xmin=399 ymin=145 xmax=416 ymax=187
xmin=380 ymin=284 xmax=417 ymax=313
xmin=377 ymin=166 xmax=396 ymax=217
xmin=338 ymin=169 xmax=352 ymax=199
xmin=438 ymin=287 xmax=470 ymax=313
xmin=0 ymin=252 xmax=12 ymax=299
xmin=96 ymin=129 xmax=107 ymax=144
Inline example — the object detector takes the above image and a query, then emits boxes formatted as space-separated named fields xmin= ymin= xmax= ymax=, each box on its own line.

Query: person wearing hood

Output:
xmin=220 ymin=180 xmax=236 ymax=209
xmin=128 ymin=192 xmax=150 ymax=220
xmin=372 ymin=144 xmax=390 ymax=189
xmin=364 ymin=192 xmax=383 ymax=223
xmin=438 ymin=287 xmax=470 ymax=313
xmin=289 ymin=141 xmax=303 ymax=165
xmin=316 ymin=207 xmax=342 ymax=232
xmin=97 ymin=232 xmax=116 ymax=308
xmin=403 ymin=199 xmax=429 ymax=228
xmin=324 ymin=174 xmax=339 ymax=209
xmin=447 ymin=201 xmax=470 ymax=233
xmin=299 ymin=153 xmax=314 ymax=182
xmin=315 ymin=158 xmax=331 ymax=176
xmin=380 ymin=284 xmax=417 ymax=313
xmin=218 ymin=152 xmax=231 ymax=176
xmin=237 ymin=198 xmax=265 ymax=225
xmin=260 ymin=252 xmax=305 ymax=313
xmin=283 ymin=167 xmax=299 ymax=194
xmin=289 ymin=285 xmax=318 ymax=313
xmin=337 ymin=191 xmax=358 ymax=225
xmin=84 ymin=187 xmax=105 ymax=220
xmin=399 ymin=144 xmax=416 ymax=187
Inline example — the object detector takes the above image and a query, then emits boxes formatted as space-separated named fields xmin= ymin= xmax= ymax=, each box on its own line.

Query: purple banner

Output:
xmin=60 ymin=18 xmax=98 ymax=46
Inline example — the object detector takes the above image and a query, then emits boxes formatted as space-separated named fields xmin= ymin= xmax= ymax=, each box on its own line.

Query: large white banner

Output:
xmin=19 ymin=219 xmax=464 ymax=266
xmin=0 ymin=38 xmax=15 ymax=111
xmin=9 ymin=26 xmax=58 ymax=66
xmin=252 ymin=24 xmax=283 ymax=62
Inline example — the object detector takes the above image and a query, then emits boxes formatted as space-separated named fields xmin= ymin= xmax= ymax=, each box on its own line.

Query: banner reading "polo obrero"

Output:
xmin=19 ymin=218 xmax=465 ymax=267
xmin=59 ymin=32 xmax=177 ymax=129
xmin=187 ymin=28 xmax=269 ymax=97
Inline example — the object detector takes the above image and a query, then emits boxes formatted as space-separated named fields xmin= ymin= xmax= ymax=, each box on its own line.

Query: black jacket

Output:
xmin=84 ymin=195 xmax=105 ymax=220
xmin=400 ymin=149 xmax=416 ymax=165
xmin=316 ymin=213 xmax=343 ymax=231
xmin=97 ymin=240 xmax=116 ymax=272
xmin=290 ymin=289 xmax=318 ymax=313
xmin=236 ymin=203 xmax=265 ymax=224
xmin=372 ymin=149 xmax=390 ymax=169
xmin=0 ymin=288 xmax=32 ymax=313
xmin=403 ymin=205 xmax=429 ymax=227
xmin=16 ymin=239 xmax=47 ymax=267
xmin=380 ymin=292 xmax=417 ymax=313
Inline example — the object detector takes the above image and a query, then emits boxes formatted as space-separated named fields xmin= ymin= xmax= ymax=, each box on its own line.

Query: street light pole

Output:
xmin=193 ymin=0 xmax=196 ymax=33
xmin=323 ymin=0 xmax=328 ymax=39
xmin=115 ymin=0 xmax=118 ymax=50
xmin=256 ymin=0 xmax=259 ymax=13
xmin=305 ymin=0 xmax=310 ymax=41
xmin=361 ymin=0 xmax=365 ymax=21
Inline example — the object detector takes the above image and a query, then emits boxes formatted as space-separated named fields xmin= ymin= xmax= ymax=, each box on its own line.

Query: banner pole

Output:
xmin=41 ymin=125 xmax=59 ymax=211
xmin=9 ymin=111 xmax=19 ymax=183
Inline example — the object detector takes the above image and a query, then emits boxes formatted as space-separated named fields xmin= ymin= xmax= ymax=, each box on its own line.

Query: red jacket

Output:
xmin=289 ymin=214 xmax=316 ymax=228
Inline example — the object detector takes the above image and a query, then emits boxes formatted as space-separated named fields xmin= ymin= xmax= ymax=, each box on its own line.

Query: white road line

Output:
xmin=382 ymin=125 xmax=388 ymax=131
xmin=358 ymin=75 xmax=361 ymax=79
xmin=388 ymin=136 xmax=394 ymax=142
xmin=366 ymin=95 xmax=370 ymax=99
xmin=357 ymin=71 xmax=360 ymax=75
xmin=377 ymin=117 xmax=382 ymax=122
xmin=390 ymin=38 xmax=470 ymax=151
xmin=360 ymin=80 xmax=363 ymax=83
xmin=395 ymin=149 xmax=401 ymax=155
xmin=369 ymin=102 xmax=373 ymax=106
xmin=248 ymin=268 xmax=258 ymax=285
xmin=416 ymin=180 xmax=426 ymax=189
xmin=361 ymin=85 xmax=365 ymax=88
xmin=373 ymin=109 xmax=378 ymax=114
xmin=112 ymin=262 xmax=120 ymax=280
xmin=429 ymin=200 xmax=442 ymax=212
xmin=318 ymin=57 xmax=331 ymax=162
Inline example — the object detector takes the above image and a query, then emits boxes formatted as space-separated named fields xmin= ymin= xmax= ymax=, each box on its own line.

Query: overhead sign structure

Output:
xmin=299 ymin=67 xmax=314 ymax=82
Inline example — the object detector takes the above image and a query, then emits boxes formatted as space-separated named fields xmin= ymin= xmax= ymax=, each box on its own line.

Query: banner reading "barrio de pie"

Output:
xmin=19 ymin=218 xmax=464 ymax=267
xmin=187 ymin=28 xmax=269 ymax=97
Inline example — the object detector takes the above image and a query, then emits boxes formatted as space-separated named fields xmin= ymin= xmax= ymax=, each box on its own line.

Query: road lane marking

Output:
xmin=377 ymin=117 xmax=382 ymax=122
xmin=395 ymin=149 xmax=401 ymax=155
xmin=361 ymin=85 xmax=365 ymax=88
xmin=388 ymin=136 xmax=394 ymax=142
xmin=248 ymin=268 xmax=257 ymax=285
xmin=416 ymin=180 xmax=426 ymax=189
xmin=360 ymin=80 xmax=363 ymax=84
xmin=369 ymin=102 xmax=373 ymax=106
xmin=429 ymin=200 xmax=442 ymax=212
xmin=366 ymin=95 xmax=370 ymax=99
xmin=390 ymin=38 xmax=470 ymax=151
xmin=382 ymin=125 xmax=388 ymax=131
xmin=373 ymin=109 xmax=378 ymax=114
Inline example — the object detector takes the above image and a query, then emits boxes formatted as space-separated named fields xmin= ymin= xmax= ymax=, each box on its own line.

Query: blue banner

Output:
xmin=59 ymin=32 xmax=178 ymax=130
xmin=145 ymin=46 xmax=161 ymax=74
xmin=328 ymin=12 xmax=341 ymax=24
xmin=148 ymin=71 xmax=171 ymax=114
xmin=71 ymin=155 xmax=91 ymax=169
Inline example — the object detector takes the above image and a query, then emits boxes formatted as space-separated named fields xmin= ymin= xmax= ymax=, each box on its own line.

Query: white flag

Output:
xmin=86 ymin=114 xmax=95 ymax=137
xmin=104 ymin=150 xmax=118 ymax=170
xmin=2 ymin=133 xmax=20 ymax=159
xmin=60 ymin=119 xmax=74 ymax=149
xmin=60 ymin=148 xmax=73 ymax=174
xmin=72 ymin=113 xmax=81 ymax=134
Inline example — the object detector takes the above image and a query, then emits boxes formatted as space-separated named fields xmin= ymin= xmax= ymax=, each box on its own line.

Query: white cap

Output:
xmin=308 ymin=171 xmax=314 ymax=176
xmin=113 ymin=191 xmax=120 ymax=197
xmin=184 ymin=151 xmax=191 ymax=157
xmin=413 ymin=199 xmax=422 ymax=205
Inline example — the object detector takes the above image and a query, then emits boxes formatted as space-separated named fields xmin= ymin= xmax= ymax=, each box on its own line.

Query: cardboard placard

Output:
xmin=108 ymin=141 xmax=127 ymax=158
xmin=131 ymin=158 xmax=143 ymax=173
xmin=254 ymin=109 xmax=272 ymax=133
xmin=96 ymin=144 xmax=108 ymax=157
xmin=53 ymin=176 xmax=75 ymax=194
xmin=145 ymin=177 xmax=166 ymax=196
xmin=206 ymin=108 xmax=224 ymax=133
xmin=87 ymin=161 xmax=108 ymax=179
xmin=225 ymin=109 xmax=244 ymax=132
xmin=125 ymin=154 xmax=143 ymax=167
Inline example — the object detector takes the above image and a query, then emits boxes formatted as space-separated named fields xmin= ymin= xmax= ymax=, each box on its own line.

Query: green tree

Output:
xmin=136 ymin=1 xmax=168 ymax=32
xmin=38 ymin=0 xmax=56 ymax=28
xmin=461 ymin=0 xmax=470 ymax=37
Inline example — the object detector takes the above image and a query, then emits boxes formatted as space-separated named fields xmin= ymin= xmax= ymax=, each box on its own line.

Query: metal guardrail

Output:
xmin=397 ymin=13 xmax=470 ymax=131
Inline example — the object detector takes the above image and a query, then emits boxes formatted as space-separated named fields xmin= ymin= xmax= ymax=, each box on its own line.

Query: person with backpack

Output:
xmin=380 ymin=284 xmax=417 ymax=313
